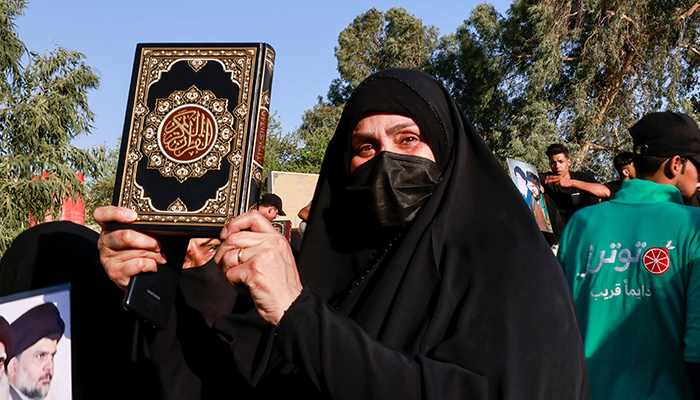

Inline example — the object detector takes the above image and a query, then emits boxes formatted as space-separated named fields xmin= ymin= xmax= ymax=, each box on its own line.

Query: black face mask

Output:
xmin=347 ymin=152 xmax=442 ymax=229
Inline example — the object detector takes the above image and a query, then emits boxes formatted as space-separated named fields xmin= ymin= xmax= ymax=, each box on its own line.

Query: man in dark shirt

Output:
xmin=541 ymin=143 xmax=610 ymax=223
xmin=605 ymin=152 xmax=636 ymax=199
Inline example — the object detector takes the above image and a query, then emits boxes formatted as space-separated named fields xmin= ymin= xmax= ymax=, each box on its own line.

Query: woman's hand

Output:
xmin=94 ymin=206 xmax=166 ymax=290
xmin=215 ymin=210 xmax=303 ymax=326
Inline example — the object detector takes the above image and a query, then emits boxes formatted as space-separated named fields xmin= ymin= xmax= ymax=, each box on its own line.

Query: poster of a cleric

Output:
xmin=0 ymin=284 xmax=70 ymax=400
xmin=507 ymin=158 xmax=553 ymax=233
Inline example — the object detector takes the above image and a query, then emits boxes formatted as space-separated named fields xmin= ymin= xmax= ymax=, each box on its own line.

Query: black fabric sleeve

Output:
xmin=572 ymin=170 xmax=600 ymax=183
xmin=273 ymin=289 xmax=489 ymax=400
xmin=157 ymin=290 xmax=255 ymax=399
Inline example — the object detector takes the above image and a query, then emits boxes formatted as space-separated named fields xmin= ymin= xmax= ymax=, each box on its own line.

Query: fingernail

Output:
xmin=124 ymin=208 xmax=138 ymax=220
xmin=221 ymin=227 xmax=228 ymax=238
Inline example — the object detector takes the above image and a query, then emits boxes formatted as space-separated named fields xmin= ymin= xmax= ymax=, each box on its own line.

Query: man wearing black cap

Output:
xmin=257 ymin=193 xmax=286 ymax=222
xmin=7 ymin=303 xmax=64 ymax=400
xmin=558 ymin=112 xmax=700 ymax=399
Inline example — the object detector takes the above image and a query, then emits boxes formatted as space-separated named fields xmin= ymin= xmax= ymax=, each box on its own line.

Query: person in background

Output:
xmin=605 ymin=152 xmax=636 ymax=199
xmin=558 ymin=111 xmax=700 ymax=399
xmin=297 ymin=204 xmax=311 ymax=238
xmin=541 ymin=143 xmax=610 ymax=223
xmin=257 ymin=194 xmax=286 ymax=222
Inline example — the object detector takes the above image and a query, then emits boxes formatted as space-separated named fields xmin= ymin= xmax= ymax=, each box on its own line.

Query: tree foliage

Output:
xmin=263 ymin=101 xmax=342 ymax=176
xmin=431 ymin=4 xmax=512 ymax=150
xmin=84 ymin=145 xmax=118 ymax=229
xmin=0 ymin=0 xmax=104 ymax=252
xmin=329 ymin=7 xmax=439 ymax=105
xmin=263 ymin=112 xmax=292 ymax=174
xmin=290 ymin=99 xmax=344 ymax=173
xmin=433 ymin=0 xmax=700 ymax=180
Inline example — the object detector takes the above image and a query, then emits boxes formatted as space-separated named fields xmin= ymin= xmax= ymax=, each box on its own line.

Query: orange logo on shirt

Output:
xmin=642 ymin=247 xmax=670 ymax=275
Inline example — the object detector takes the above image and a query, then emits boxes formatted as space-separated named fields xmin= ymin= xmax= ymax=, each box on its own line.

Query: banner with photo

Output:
xmin=507 ymin=158 xmax=553 ymax=233
xmin=0 ymin=284 xmax=71 ymax=400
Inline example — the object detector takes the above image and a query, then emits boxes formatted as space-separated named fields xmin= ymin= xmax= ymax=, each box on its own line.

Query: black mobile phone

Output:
xmin=123 ymin=236 xmax=189 ymax=329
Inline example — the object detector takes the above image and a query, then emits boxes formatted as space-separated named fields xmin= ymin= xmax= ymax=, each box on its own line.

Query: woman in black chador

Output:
xmin=96 ymin=69 xmax=589 ymax=399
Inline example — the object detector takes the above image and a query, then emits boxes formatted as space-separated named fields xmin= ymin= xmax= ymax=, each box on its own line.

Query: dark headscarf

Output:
xmin=296 ymin=68 xmax=588 ymax=398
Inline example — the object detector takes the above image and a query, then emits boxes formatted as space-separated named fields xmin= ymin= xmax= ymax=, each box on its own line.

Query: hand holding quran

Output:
xmin=215 ymin=210 xmax=303 ymax=326
xmin=95 ymin=205 xmax=165 ymax=290
xmin=96 ymin=205 xmax=303 ymax=327
xmin=98 ymin=43 xmax=276 ymax=329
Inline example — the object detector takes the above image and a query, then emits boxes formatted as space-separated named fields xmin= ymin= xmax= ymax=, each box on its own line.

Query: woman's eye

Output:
xmin=357 ymin=144 xmax=374 ymax=155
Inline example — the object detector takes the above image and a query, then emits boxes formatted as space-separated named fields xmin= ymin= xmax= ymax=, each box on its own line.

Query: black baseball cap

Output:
xmin=629 ymin=112 xmax=700 ymax=165
xmin=260 ymin=193 xmax=286 ymax=216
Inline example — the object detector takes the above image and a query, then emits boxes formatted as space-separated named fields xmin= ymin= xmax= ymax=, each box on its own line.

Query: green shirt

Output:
xmin=559 ymin=179 xmax=700 ymax=399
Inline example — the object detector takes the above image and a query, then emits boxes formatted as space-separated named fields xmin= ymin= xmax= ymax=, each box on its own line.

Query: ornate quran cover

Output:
xmin=111 ymin=43 xmax=275 ymax=235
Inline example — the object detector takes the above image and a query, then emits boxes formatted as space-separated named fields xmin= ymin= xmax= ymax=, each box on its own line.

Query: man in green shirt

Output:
xmin=558 ymin=112 xmax=700 ymax=399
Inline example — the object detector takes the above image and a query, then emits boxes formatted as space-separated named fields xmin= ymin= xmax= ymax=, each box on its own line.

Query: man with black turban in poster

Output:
xmin=7 ymin=303 xmax=64 ymax=400
xmin=95 ymin=69 xmax=589 ymax=399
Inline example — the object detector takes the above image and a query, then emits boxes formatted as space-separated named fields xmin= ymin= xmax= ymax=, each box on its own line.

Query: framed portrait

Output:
xmin=0 ymin=284 xmax=71 ymax=400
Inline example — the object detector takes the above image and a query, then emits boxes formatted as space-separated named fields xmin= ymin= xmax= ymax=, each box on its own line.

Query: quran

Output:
xmin=111 ymin=43 xmax=275 ymax=236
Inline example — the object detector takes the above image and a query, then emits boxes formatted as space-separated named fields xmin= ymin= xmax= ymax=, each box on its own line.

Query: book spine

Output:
xmin=242 ymin=44 xmax=275 ymax=214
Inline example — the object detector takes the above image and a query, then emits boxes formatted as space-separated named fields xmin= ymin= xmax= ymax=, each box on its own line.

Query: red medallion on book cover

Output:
xmin=159 ymin=104 xmax=217 ymax=163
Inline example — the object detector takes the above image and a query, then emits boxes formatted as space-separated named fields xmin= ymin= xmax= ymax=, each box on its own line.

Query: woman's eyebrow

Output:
xmin=386 ymin=122 xmax=418 ymax=135
xmin=351 ymin=121 xmax=418 ymax=139
xmin=351 ymin=131 xmax=376 ymax=140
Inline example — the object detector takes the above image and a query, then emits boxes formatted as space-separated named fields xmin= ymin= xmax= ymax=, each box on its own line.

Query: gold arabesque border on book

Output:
xmin=118 ymin=46 xmax=260 ymax=225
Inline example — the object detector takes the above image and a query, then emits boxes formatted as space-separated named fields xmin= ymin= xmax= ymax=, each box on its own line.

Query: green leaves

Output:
xmin=331 ymin=7 xmax=439 ymax=104
xmin=264 ymin=101 xmax=343 ymax=176
xmin=433 ymin=0 xmax=700 ymax=179
xmin=0 ymin=0 xmax=102 ymax=253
